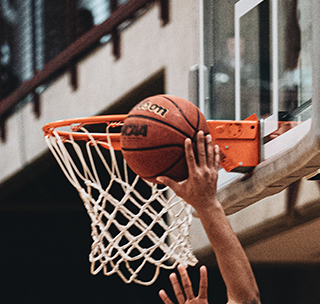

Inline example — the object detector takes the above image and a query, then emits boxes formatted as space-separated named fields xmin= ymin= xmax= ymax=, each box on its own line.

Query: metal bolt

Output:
xmin=225 ymin=145 xmax=229 ymax=149
xmin=239 ymin=162 xmax=243 ymax=166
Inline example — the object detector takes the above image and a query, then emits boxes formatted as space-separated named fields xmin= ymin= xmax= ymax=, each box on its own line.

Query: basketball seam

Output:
xmin=125 ymin=114 xmax=192 ymax=138
xmin=193 ymin=108 xmax=200 ymax=140
xmin=162 ymin=96 xmax=209 ymax=141
xmin=162 ymin=96 xmax=197 ymax=132
xmin=144 ymin=151 xmax=186 ymax=179
xmin=121 ymin=143 xmax=184 ymax=152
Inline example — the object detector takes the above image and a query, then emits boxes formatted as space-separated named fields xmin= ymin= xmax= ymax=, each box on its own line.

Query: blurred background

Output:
xmin=1 ymin=0 xmax=320 ymax=303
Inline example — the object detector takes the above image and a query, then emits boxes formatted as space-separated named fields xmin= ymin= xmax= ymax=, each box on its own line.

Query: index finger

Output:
xmin=177 ymin=265 xmax=195 ymax=300
xmin=185 ymin=137 xmax=197 ymax=173
xmin=198 ymin=266 xmax=208 ymax=299
xmin=159 ymin=290 xmax=174 ymax=304
xmin=169 ymin=272 xmax=186 ymax=304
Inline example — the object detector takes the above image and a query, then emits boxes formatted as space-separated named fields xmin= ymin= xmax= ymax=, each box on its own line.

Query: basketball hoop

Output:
xmin=42 ymin=115 xmax=198 ymax=285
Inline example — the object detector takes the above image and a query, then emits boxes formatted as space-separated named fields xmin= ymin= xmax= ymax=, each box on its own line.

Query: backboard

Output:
xmin=198 ymin=0 xmax=320 ymax=214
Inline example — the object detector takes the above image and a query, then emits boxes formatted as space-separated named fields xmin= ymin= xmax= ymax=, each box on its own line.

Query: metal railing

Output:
xmin=0 ymin=0 xmax=169 ymax=141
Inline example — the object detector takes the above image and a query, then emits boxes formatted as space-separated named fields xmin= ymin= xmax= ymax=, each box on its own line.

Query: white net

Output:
xmin=44 ymin=122 xmax=198 ymax=285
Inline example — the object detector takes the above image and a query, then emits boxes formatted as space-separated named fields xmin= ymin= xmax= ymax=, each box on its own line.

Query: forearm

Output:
xmin=158 ymin=133 xmax=260 ymax=303
xmin=195 ymin=201 xmax=260 ymax=304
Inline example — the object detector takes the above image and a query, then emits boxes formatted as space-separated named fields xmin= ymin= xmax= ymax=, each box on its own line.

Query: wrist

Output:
xmin=194 ymin=198 xmax=223 ymax=215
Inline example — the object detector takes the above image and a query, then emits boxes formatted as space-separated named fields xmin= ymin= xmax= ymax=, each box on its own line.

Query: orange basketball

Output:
xmin=120 ymin=95 xmax=209 ymax=183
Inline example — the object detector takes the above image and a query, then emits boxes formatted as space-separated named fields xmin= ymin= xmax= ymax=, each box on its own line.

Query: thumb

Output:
xmin=156 ymin=176 xmax=179 ymax=192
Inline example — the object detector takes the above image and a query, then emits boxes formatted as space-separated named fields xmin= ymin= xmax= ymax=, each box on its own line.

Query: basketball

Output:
xmin=120 ymin=95 xmax=209 ymax=183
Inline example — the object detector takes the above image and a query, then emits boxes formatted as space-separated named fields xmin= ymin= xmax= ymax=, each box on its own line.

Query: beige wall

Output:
xmin=0 ymin=0 xmax=200 ymax=183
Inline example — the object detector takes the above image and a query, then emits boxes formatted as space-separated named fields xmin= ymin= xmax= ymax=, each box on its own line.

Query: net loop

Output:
xmin=43 ymin=117 xmax=198 ymax=285
xmin=70 ymin=123 xmax=83 ymax=132
xmin=106 ymin=120 xmax=123 ymax=128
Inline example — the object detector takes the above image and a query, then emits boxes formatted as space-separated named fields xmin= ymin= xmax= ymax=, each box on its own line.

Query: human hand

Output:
xmin=159 ymin=265 xmax=209 ymax=304
xmin=157 ymin=131 xmax=220 ymax=212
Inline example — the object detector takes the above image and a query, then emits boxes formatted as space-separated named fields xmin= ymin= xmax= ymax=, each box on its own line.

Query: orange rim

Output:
xmin=42 ymin=114 xmax=127 ymax=150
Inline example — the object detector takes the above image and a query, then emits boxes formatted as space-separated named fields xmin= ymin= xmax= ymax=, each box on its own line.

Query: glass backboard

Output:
xmin=200 ymin=0 xmax=320 ymax=214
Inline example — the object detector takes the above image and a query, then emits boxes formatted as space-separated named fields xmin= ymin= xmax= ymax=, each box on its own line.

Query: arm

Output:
xmin=157 ymin=131 xmax=260 ymax=304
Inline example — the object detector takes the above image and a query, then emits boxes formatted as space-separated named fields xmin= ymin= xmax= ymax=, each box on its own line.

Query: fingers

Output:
xmin=159 ymin=290 xmax=174 ymax=304
xmin=205 ymin=133 xmax=220 ymax=171
xmin=156 ymin=176 xmax=183 ymax=197
xmin=157 ymin=132 xmax=219 ymax=192
xmin=188 ymin=131 xmax=218 ymax=170
xmin=206 ymin=134 xmax=214 ymax=168
xmin=185 ymin=137 xmax=197 ymax=173
xmin=196 ymin=131 xmax=207 ymax=167
xmin=214 ymin=144 xmax=220 ymax=171
xmin=198 ymin=265 xmax=208 ymax=299
xmin=177 ymin=265 xmax=195 ymax=301
xmin=162 ymin=265 xmax=208 ymax=304
xmin=156 ymin=176 xmax=175 ymax=188
xmin=169 ymin=272 xmax=186 ymax=304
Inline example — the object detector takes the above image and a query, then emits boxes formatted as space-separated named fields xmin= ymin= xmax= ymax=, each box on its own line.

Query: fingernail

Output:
xmin=156 ymin=177 xmax=164 ymax=183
